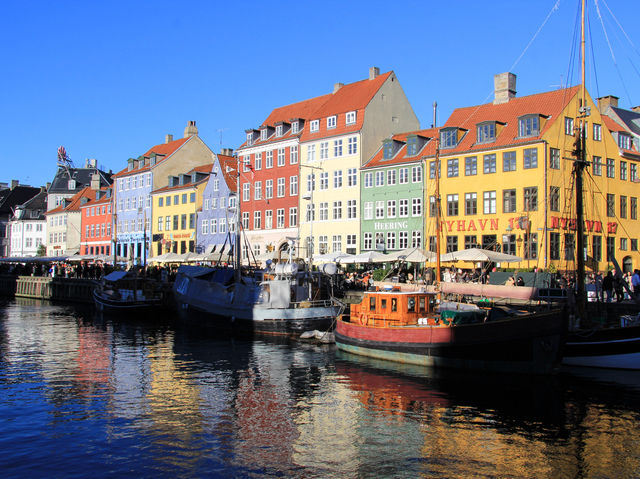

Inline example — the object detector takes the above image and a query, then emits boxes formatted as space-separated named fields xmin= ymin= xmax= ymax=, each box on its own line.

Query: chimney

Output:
xmin=493 ymin=72 xmax=517 ymax=105
xmin=220 ymin=148 xmax=233 ymax=156
xmin=10 ymin=179 xmax=19 ymax=190
xmin=631 ymin=106 xmax=640 ymax=113
xmin=184 ymin=120 xmax=198 ymax=138
xmin=596 ymin=95 xmax=619 ymax=112
xmin=46 ymin=182 xmax=51 ymax=191
xmin=165 ymin=134 xmax=173 ymax=143
xmin=369 ymin=66 xmax=380 ymax=80
xmin=333 ymin=82 xmax=344 ymax=93
xmin=91 ymin=173 xmax=100 ymax=191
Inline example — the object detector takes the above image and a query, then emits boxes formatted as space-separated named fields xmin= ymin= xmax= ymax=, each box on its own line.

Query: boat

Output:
xmin=93 ymin=270 xmax=166 ymax=313
xmin=560 ymin=0 xmax=640 ymax=370
xmin=173 ymin=260 xmax=342 ymax=337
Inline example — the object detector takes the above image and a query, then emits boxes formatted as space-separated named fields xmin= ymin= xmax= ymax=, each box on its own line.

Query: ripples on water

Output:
xmin=0 ymin=298 xmax=639 ymax=478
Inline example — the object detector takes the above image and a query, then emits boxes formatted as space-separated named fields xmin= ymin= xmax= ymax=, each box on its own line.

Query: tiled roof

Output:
xmin=363 ymin=128 xmax=438 ymax=169
xmin=602 ymin=114 xmax=626 ymax=133
xmin=218 ymin=154 xmax=238 ymax=193
xmin=113 ymin=136 xmax=191 ymax=178
xmin=46 ymin=187 xmax=97 ymax=214
xmin=151 ymin=163 xmax=213 ymax=194
xmin=440 ymin=86 xmax=581 ymax=153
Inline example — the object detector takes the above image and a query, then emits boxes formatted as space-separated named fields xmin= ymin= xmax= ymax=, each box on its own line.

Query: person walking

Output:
xmin=632 ymin=269 xmax=640 ymax=299
xmin=614 ymin=273 xmax=625 ymax=302
xmin=602 ymin=271 xmax=614 ymax=303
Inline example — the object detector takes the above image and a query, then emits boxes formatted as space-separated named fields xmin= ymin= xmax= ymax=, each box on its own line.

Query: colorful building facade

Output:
xmin=79 ymin=188 xmax=113 ymax=256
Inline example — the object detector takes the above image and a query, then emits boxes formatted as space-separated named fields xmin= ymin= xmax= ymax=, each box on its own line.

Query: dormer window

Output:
xmin=327 ymin=116 xmax=337 ymax=129
xmin=292 ymin=121 xmax=299 ymax=134
xmin=346 ymin=111 xmax=356 ymax=125
xmin=440 ymin=128 xmax=458 ymax=149
xmin=477 ymin=122 xmax=496 ymax=143
xmin=310 ymin=120 xmax=319 ymax=132
xmin=618 ymin=133 xmax=632 ymax=150
xmin=260 ymin=129 xmax=268 ymax=141
xmin=518 ymin=115 xmax=540 ymax=138
xmin=406 ymin=136 xmax=418 ymax=156
xmin=246 ymin=132 xmax=253 ymax=146
xmin=276 ymin=125 xmax=283 ymax=137
xmin=383 ymin=140 xmax=394 ymax=159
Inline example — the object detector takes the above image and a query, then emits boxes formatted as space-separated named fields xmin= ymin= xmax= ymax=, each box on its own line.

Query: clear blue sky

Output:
xmin=1 ymin=0 xmax=638 ymax=187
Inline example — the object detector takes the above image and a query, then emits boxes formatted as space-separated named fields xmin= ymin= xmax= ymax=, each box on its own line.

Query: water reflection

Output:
xmin=0 ymin=299 xmax=639 ymax=478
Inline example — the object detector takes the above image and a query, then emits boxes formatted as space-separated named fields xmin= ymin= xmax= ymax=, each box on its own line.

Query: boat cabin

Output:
xmin=349 ymin=290 xmax=438 ymax=326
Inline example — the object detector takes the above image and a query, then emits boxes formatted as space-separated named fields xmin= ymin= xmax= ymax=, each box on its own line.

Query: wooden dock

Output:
xmin=0 ymin=275 xmax=97 ymax=304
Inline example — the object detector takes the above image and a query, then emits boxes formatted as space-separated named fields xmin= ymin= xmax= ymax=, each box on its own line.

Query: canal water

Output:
xmin=1 ymin=298 xmax=639 ymax=478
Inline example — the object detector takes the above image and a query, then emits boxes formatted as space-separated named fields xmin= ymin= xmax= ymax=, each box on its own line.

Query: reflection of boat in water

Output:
xmin=173 ymin=261 xmax=342 ymax=337
xmin=93 ymin=270 xmax=166 ymax=313
xmin=335 ymin=287 xmax=565 ymax=374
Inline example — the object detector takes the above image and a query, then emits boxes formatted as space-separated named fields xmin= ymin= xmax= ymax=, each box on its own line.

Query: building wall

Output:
xmin=151 ymin=136 xmax=213 ymax=190
xmin=46 ymin=212 xmax=67 ymax=256
xmin=80 ymin=200 xmax=112 ymax=256
xmin=197 ymin=162 xmax=237 ymax=255
xmin=114 ymin=171 xmax=151 ymax=261
xmin=8 ymin=220 xmax=46 ymax=257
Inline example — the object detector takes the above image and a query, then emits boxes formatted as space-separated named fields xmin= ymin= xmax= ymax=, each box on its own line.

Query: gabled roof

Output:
xmin=218 ymin=154 xmax=238 ymax=193
xmin=11 ymin=190 xmax=47 ymax=220
xmin=602 ymin=114 xmax=627 ymax=133
xmin=151 ymin=163 xmax=214 ymax=195
xmin=441 ymin=86 xmax=581 ymax=153
xmin=0 ymin=185 xmax=41 ymax=215
xmin=113 ymin=136 xmax=191 ymax=178
xmin=48 ymin=167 xmax=112 ymax=194
xmin=46 ymin=187 xmax=97 ymax=215
xmin=609 ymin=106 xmax=640 ymax=136
xmin=363 ymin=128 xmax=438 ymax=169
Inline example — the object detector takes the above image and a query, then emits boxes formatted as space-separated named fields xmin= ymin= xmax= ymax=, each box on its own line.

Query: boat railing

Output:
xmin=290 ymin=299 xmax=335 ymax=309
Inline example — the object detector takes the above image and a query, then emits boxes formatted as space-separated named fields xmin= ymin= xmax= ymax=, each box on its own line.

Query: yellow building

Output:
xmin=424 ymin=73 xmax=639 ymax=272
xmin=150 ymin=164 xmax=212 ymax=256
xmin=298 ymin=67 xmax=419 ymax=257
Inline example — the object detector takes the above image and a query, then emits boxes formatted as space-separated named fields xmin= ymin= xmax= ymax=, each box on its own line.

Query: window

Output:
xmin=174 ymin=194 xmax=179 ymax=205
xmin=631 ymin=197 xmax=637 ymax=220
xmin=348 ymin=137 xmax=357 ymax=155
xmin=266 ymin=151 xmax=273 ymax=168
xmin=348 ymin=168 xmax=357 ymax=186
xmin=550 ymin=186 xmax=560 ymax=212
xmin=399 ymin=199 xmax=409 ymax=217
xmin=364 ymin=232 xmax=372 ymax=250
xmin=290 ymin=176 xmax=298 ymax=196
xmin=220 ymin=218 xmax=227 ymax=234
xmin=465 ymin=156 xmax=477 ymax=176
xmin=291 ymin=121 xmax=299 ymax=134
xmin=333 ymin=201 xmax=342 ymax=220
xmin=606 ymin=158 xmax=615 ymax=178
xmin=523 ymin=148 xmax=537 ymax=169
xmin=275 ymin=125 xmax=283 ymax=137
xmin=477 ymin=122 xmax=496 ymax=143
xmin=607 ymin=193 xmax=615 ymax=217
xmin=254 ymin=211 xmax=261 ymax=229
xmin=387 ymin=200 xmax=396 ymax=218
xmin=429 ymin=161 xmax=440 ymax=180
xmin=565 ymin=117 xmax=574 ymax=135
xmin=375 ymin=171 xmax=384 ymax=187
xmin=465 ymin=192 xmax=477 ymax=215
xmin=277 ymin=148 xmax=285 ymax=166
xmin=243 ymin=183 xmax=250 ymax=201
xmin=333 ymin=235 xmax=342 ymax=253
xmin=406 ymin=136 xmax=418 ymax=156
xmin=319 ymin=202 xmax=329 ymax=221
xmin=319 ymin=236 xmax=328 ymax=254
xmin=621 ymin=237 xmax=628 ymax=251
xmin=632 ymin=164 xmax=638 ymax=182
xmin=320 ymin=141 xmax=329 ymax=160
xmin=412 ymin=198 xmax=422 ymax=216
xmin=334 ymin=139 xmax=343 ymax=157
xmin=621 ymin=161 xmax=628 ymax=181
xmin=242 ymin=212 xmax=249 ymax=229
xmin=484 ymin=191 xmax=497 ymax=214
xmin=265 ymin=210 xmax=273 ymax=229
xmin=524 ymin=187 xmax=538 ymax=211
xmin=375 ymin=201 xmax=384 ymax=219
xmin=260 ymin=129 xmax=267 ymax=141
xmin=307 ymin=144 xmax=316 ymax=162
xmin=503 ymin=151 xmax=516 ymax=172
xmin=400 ymin=167 xmax=409 ymax=184
xmin=446 ymin=236 xmax=458 ymax=253
xmin=447 ymin=194 xmax=459 ymax=216
xmin=550 ymin=148 xmax=560 ymax=169
xmin=346 ymin=111 xmax=356 ymax=124
xmin=607 ymin=236 xmax=615 ymax=261
xmin=310 ymin=120 xmax=319 ymax=132
xmin=364 ymin=202 xmax=373 ymax=220
xmin=173 ymin=215 xmax=179 ymax=230
xmin=519 ymin=115 xmax=539 ymax=137
xmin=255 ymin=181 xmax=262 ymax=200
xmin=548 ymin=232 xmax=560 ymax=260
xmin=327 ymin=116 xmax=336 ymax=129
xmin=412 ymin=231 xmax=421 ymax=248
xmin=447 ymin=158 xmax=459 ymax=177
xmin=465 ymin=235 xmax=478 ymax=249
xmin=347 ymin=200 xmax=357 ymax=219
xmin=334 ymin=170 xmax=343 ymax=188
xmin=265 ymin=179 xmax=273 ymax=199
xmin=387 ymin=169 xmax=396 ymax=185
xmin=618 ymin=133 xmax=632 ymax=150
xmin=289 ymin=207 xmax=297 ymax=227
xmin=181 ymin=214 xmax=187 ymax=229
xmin=277 ymin=177 xmax=285 ymax=197
xmin=440 ymin=128 xmax=457 ymax=148
xmin=277 ymin=209 xmax=285 ymax=228
xmin=524 ymin=233 xmax=538 ymax=260
xmin=364 ymin=172 xmax=373 ymax=188
xmin=384 ymin=231 xmax=395 ymax=250
xmin=166 ymin=216 xmax=171 ymax=230
xmin=290 ymin=146 xmax=298 ymax=164
xmin=593 ymin=123 xmax=602 ymax=141
xmin=592 ymin=156 xmax=602 ymax=176
xmin=255 ymin=153 xmax=262 ymax=170
xmin=483 ymin=154 xmax=496 ymax=173
xmin=620 ymin=196 xmax=627 ymax=218
xmin=632 ymin=239 xmax=638 ymax=251
xmin=399 ymin=231 xmax=408 ymax=249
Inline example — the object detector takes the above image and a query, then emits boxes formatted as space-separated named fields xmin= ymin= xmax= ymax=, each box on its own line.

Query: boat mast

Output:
xmin=434 ymin=137 xmax=442 ymax=297
xmin=235 ymin=154 xmax=242 ymax=282
xmin=574 ymin=0 xmax=588 ymax=317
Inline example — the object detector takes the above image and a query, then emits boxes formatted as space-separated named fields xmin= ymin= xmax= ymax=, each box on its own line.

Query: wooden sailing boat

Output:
xmin=334 ymin=135 xmax=566 ymax=374
xmin=561 ymin=0 xmax=640 ymax=370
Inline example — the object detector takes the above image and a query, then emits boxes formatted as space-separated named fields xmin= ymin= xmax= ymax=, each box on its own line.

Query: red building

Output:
xmin=80 ymin=188 xmax=113 ymax=256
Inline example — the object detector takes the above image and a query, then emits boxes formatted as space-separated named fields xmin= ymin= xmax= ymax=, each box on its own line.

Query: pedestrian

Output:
xmin=614 ymin=273 xmax=625 ymax=302
xmin=632 ymin=269 xmax=640 ymax=299
xmin=516 ymin=276 xmax=525 ymax=286
xmin=602 ymin=271 xmax=614 ymax=303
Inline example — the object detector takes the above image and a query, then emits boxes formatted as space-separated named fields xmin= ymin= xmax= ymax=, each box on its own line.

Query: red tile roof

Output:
xmin=112 ymin=136 xmax=191 ymax=178
xmin=218 ymin=154 xmax=238 ymax=193
xmin=602 ymin=114 xmax=626 ymax=133
xmin=46 ymin=187 xmax=98 ymax=214
xmin=440 ymin=86 xmax=581 ymax=153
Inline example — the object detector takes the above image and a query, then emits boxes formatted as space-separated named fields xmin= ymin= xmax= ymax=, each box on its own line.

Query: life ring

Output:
xmin=359 ymin=315 xmax=367 ymax=325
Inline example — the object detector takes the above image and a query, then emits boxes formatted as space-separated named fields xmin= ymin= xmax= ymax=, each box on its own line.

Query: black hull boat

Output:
xmin=93 ymin=270 xmax=166 ymax=314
